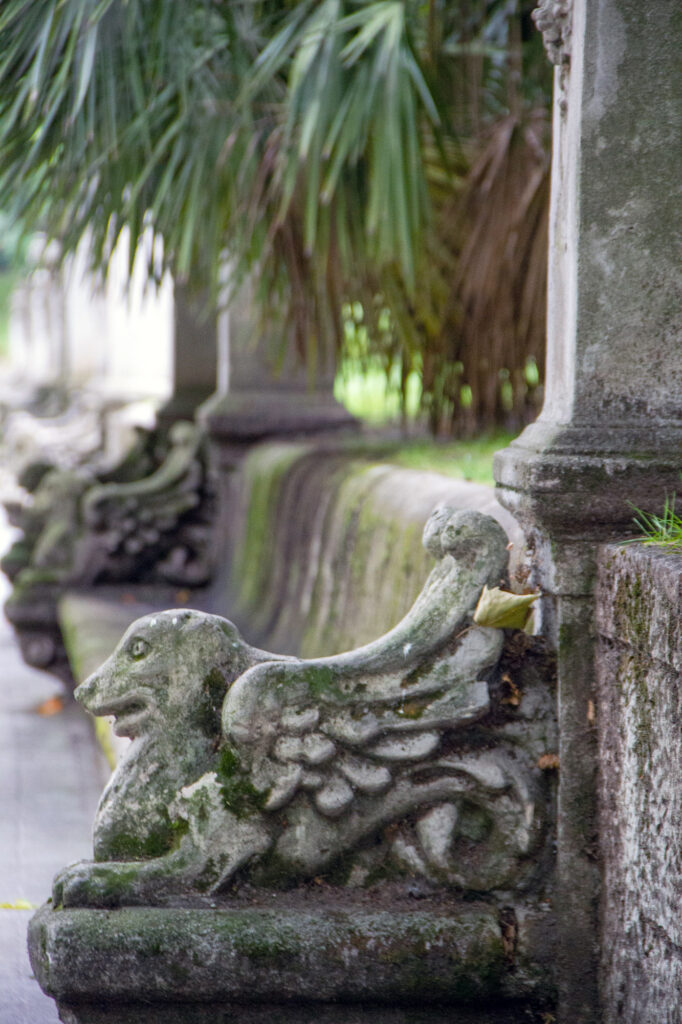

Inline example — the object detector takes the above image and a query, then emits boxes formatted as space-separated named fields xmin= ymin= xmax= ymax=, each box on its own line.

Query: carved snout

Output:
xmin=74 ymin=670 xmax=101 ymax=711
xmin=74 ymin=660 xmax=120 ymax=716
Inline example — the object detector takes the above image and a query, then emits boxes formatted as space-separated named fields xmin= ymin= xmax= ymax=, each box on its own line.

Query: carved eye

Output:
xmin=128 ymin=637 xmax=150 ymax=661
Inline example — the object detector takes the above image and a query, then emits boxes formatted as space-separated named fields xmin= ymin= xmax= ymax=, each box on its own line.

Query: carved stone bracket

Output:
xmin=76 ymin=421 xmax=214 ymax=587
xmin=30 ymin=507 xmax=558 ymax=1020
xmin=49 ymin=508 xmax=556 ymax=907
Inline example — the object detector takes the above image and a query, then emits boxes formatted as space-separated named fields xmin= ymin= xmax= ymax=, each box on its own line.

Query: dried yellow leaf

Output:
xmin=473 ymin=585 xmax=539 ymax=629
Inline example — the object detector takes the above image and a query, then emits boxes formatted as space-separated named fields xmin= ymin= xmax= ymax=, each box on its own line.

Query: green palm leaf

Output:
xmin=0 ymin=0 xmax=551 ymax=435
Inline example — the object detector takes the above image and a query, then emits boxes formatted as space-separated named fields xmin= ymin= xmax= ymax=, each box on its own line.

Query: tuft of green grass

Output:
xmin=629 ymin=495 xmax=682 ymax=549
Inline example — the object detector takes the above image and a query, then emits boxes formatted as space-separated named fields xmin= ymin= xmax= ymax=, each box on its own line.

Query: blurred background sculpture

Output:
xmin=3 ymin=422 xmax=213 ymax=678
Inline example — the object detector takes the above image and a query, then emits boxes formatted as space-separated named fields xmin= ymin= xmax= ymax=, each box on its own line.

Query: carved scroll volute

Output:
xmin=74 ymin=421 xmax=213 ymax=586
xmin=2 ymin=424 xmax=169 ymax=588
xmin=53 ymin=508 xmax=551 ymax=909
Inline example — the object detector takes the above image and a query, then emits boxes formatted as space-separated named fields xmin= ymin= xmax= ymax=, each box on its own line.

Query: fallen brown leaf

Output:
xmin=537 ymin=753 xmax=560 ymax=772
xmin=500 ymin=672 xmax=522 ymax=707
xmin=35 ymin=696 xmax=64 ymax=717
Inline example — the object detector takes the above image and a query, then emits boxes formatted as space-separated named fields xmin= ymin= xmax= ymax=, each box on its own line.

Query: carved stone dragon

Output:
xmin=53 ymin=508 xmax=554 ymax=908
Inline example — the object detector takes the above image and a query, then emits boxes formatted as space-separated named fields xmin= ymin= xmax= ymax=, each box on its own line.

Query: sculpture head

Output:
xmin=422 ymin=506 xmax=508 ymax=566
xmin=167 ymin=420 xmax=198 ymax=447
xmin=75 ymin=609 xmax=264 ymax=740
xmin=28 ymin=468 xmax=90 ymax=528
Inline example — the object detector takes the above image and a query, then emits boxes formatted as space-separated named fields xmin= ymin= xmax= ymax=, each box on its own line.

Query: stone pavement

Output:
xmin=0 ymin=513 xmax=109 ymax=1024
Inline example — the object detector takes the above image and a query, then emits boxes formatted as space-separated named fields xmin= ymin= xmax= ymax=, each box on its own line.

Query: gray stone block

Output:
xmin=29 ymin=901 xmax=555 ymax=1022
xmin=597 ymin=543 xmax=682 ymax=1023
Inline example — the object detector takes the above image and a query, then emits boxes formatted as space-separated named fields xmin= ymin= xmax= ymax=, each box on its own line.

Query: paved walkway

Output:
xmin=0 ymin=514 xmax=109 ymax=1023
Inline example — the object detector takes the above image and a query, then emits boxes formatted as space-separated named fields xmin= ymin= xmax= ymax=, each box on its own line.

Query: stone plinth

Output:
xmin=199 ymin=284 xmax=356 ymax=466
xmin=201 ymin=388 xmax=356 ymax=445
xmin=156 ymin=285 xmax=219 ymax=427
xmin=29 ymin=901 xmax=555 ymax=1024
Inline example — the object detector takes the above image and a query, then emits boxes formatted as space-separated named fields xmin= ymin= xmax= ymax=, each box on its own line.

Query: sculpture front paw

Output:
xmin=52 ymin=861 xmax=136 ymax=908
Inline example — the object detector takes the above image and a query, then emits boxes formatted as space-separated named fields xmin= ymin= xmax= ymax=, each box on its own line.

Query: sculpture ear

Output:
xmin=179 ymin=614 xmax=248 ymax=688
xmin=422 ymin=505 xmax=449 ymax=558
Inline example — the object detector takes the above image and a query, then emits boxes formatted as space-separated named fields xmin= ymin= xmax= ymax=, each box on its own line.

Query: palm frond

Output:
xmin=0 ymin=0 xmax=551 ymax=435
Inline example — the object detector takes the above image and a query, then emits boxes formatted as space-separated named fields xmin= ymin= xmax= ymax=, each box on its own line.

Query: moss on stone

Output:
xmin=216 ymin=743 xmax=267 ymax=818
xmin=169 ymin=817 xmax=190 ymax=848
xmin=231 ymin=444 xmax=308 ymax=616
xmin=30 ymin=902 xmax=556 ymax=1009
xmin=300 ymin=665 xmax=345 ymax=701
xmin=102 ymin=821 xmax=174 ymax=861
xmin=85 ymin=865 xmax=142 ymax=907
xmin=191 ymin=667 xmax=227 ymax=736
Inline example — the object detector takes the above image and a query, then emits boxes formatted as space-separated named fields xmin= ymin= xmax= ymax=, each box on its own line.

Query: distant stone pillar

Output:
xmin=7 ymin=246 xmax=69 ymax=390
xmin=156 ymin=284 xmax=218 ymax=427
xmin=197 ymin=287 xmax=356 ymax=575
xmin=494 ymin=1 xmax=681 ymax=1021
xmin=199 ymin=285 xmax=356 ymax=461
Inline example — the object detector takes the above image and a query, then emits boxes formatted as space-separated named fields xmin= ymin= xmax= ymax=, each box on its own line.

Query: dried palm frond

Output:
xmin=417 ymin=112 xmax=549 ymax=434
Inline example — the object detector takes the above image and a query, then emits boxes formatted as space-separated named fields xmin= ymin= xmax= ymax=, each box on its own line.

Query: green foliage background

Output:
xmin=0 ymin=0 xmax=552 ymax=432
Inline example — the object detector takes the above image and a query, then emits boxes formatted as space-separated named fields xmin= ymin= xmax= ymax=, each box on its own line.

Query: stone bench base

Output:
xmin=29 ymin=902 xmax=554 ymax=1023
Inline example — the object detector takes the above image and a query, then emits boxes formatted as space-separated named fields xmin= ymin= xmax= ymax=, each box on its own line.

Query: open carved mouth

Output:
xmin=91 ymin=692 xmax=150 ymax=737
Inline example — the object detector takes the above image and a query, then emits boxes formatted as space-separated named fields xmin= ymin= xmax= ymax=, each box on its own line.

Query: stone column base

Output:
xmin=494 ymin=420 xmax=682 ymax=544
xmin=155 ymin=387 xmax=216 ymax=430
xmin=199 ymin=390 xmax=358 ymax=443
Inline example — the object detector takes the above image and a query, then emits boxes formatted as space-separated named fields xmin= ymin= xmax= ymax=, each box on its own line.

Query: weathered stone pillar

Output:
xmin=494 ymin=1 xmax=681 ymax=1020
xmin=156 ymin=283 xmax=218 ymax=427
xmin=199 ymin=284 xmax=356 ymax=460
xmin=6 ymin=241 xmax=69 ymax=391
xmin=198 ymin=288 xmax=357 ymax=571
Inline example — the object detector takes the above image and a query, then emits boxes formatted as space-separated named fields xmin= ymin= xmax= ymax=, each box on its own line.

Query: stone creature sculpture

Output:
xmin=7 ymin=421 xmax=211 ymax=590
xmin=53 ymin=508 xmax=546 ymax=908
xmin=2 ymin=467 xmax=92 ymax=583
xmin=532 ymin=0 xmax=572 ymax=66
xmin=1 ymin=424 xmax=159 ymax=584
xmin=3 ymin=422 xmax=213 ymax=675
xmin=2 ymin=387 xmax=104 ymax=470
